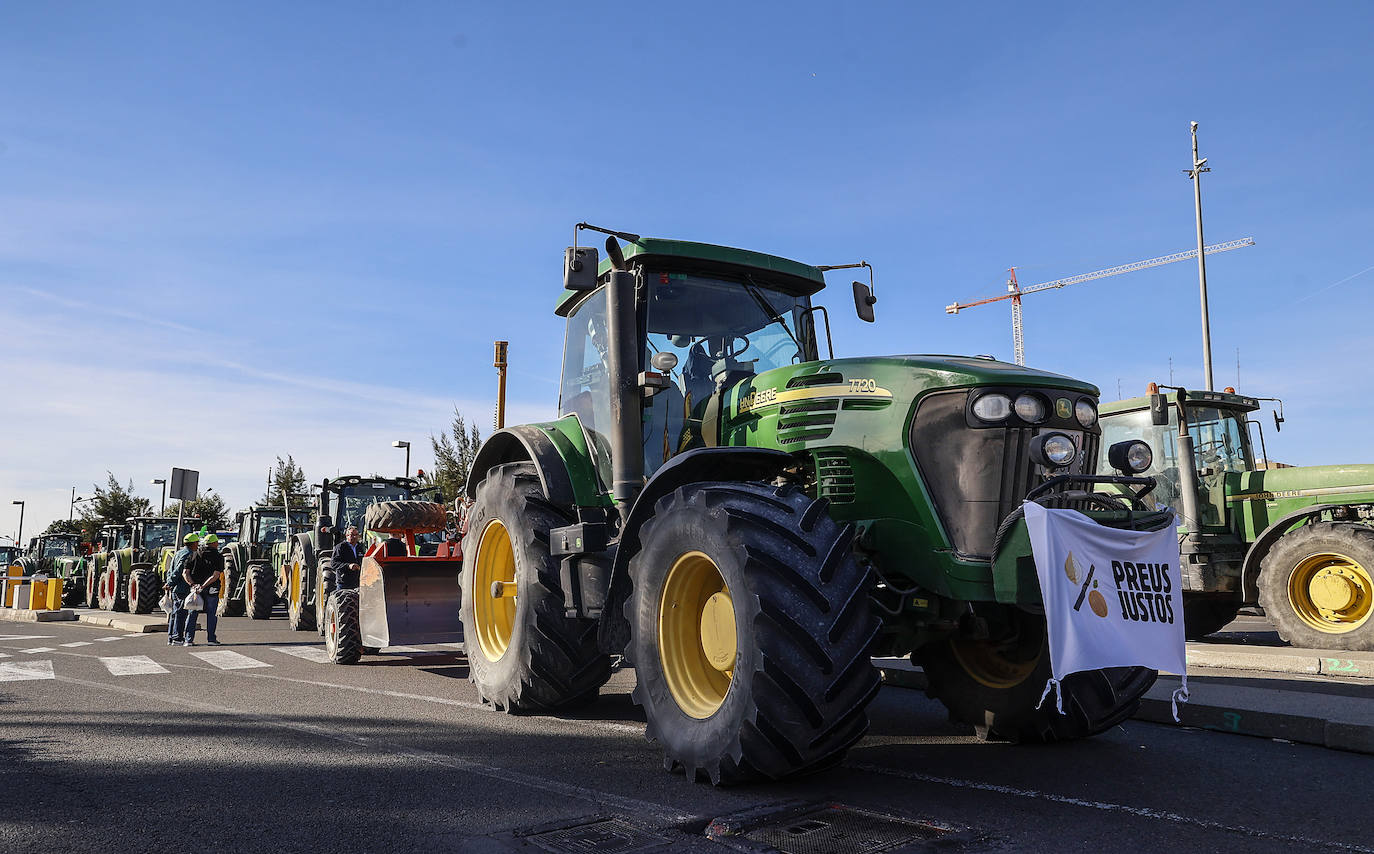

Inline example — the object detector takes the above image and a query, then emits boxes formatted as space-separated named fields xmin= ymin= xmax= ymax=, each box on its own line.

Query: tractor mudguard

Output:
xmin=357 ymin=553 xmax=463 ymax=648
xmin=1240 ymin=503 xmax=1346 ymax=602
xmin=466 ymin=425 xmax=578 ymax=508
xmin=596 ymin=446 xmax=795 ymax=654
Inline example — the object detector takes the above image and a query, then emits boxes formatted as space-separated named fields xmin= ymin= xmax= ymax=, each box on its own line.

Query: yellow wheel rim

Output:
xmin=290 ymin=558 xmax=302 ymax=616
xmin=473 ymin=519 xmax=517 ymax=663
xmin=949 ymin=637 xmax=1041 ymax=689
xmin=1287 ymin=551 xmax=1373 ymax=634
xmin=658 ymin=551 xmax=734 ymax=720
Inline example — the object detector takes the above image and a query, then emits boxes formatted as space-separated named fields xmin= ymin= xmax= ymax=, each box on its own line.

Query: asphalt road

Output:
xmin=2 ymin=615 xmax=1371 ymax=854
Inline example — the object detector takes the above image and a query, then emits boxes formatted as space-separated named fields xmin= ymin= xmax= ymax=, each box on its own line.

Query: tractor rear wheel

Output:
xmin=1259 ymin=522 xmax=1374 ymax=651
xmin=218 ymin=557 xmax=245 ymax=617
xmin=127 ymin=567 xmax=160 ymax=615
xmin=627 ymin=482 xmax=881 ymax=785
xmin=461 ymin=462 xmax=611 ymax=711
xmin=324 ymin=588 xmax=363 ymax=664
xmin=918 ymin=613 xmax=1156 ymax=742
xmin=366 ymin=501 xmax=447 ymax=535
xmin=246 ymin=564 xmax=274 ymax=619
xmin=98 ymin=559 xmax=120 ymax=611
xmin=287 ymin=541 xmax=316 ymax=632
xmin=1182 ymin=596 xmax=1242 ymax=640
xmin=84 ymin=565 xmax=100 ymax=608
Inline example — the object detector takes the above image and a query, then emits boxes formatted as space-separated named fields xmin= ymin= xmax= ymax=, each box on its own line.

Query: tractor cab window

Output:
xmin=255 ymin=510 xmax=308 ymax=544
xmin=332 ymin=484 xmax=414 ymax=532
xmin=141 ymin=521 xmax=179 ymax=550
xmin=1186 ymin=406 xmax=1253 ymax=475
xmin=116 ymin=529 xmax=131 ymax=550
xmin=42 ymin=539 xmax=77 ymax=559
xmin=1099 ymin=408 xmax=1184 ymax=513
xmin=558 ymin=287 xmax=615 ymax=488
xmin=643 ymin=271 xmax=812 ymax=475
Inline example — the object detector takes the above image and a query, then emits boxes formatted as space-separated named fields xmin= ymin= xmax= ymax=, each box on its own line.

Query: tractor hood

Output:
xmin=1233 ymin=464 xmax=1374 ymax=501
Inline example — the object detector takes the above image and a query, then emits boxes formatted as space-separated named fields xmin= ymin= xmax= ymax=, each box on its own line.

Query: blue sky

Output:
xmin=3 ymin=2 xmax=1372 ymax=534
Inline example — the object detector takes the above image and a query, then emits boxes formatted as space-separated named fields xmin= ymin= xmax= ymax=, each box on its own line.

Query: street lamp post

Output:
xmin=392 ymin=441 xmax=411 ymax=478
xmin=1186 ymin=120 xmax=1215 ymax=391
xmin=12 ymin=501 xmax=24 ymax=546
xmin=70 ymin=487 xmax=84 ymax=522
xmin=150 ymin=478 xmax=167 ymax=514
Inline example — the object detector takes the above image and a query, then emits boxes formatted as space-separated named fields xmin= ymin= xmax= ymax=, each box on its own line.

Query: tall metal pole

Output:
xmin=70 ymin=487 xmax=76 ymax=522
xmin=14 ymin=501 xmax=24 ymax=546
xmin=1187 ymin=121 xmax=1214 ymax=390
xmin=493 ymin=340 xmax=508 ymax=430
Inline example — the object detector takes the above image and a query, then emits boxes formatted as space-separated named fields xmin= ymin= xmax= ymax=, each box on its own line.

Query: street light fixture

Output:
xmin=392 ymin=440 xmax=411 ymax=478
xmin=69 ymin=487 xmax=91 ymax=522
xmin=11 ymin=500 xmax=24 ymax=546
xmin=150 ymin=478 xmax=167 ymax=514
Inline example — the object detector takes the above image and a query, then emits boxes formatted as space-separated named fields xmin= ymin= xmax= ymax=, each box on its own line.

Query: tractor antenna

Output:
xmin=574 ymin=222 xmax=641 ymax=253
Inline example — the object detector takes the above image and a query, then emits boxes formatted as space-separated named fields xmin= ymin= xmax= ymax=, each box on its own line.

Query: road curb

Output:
xmin=0 ymin=607 xmax=77 ymax=623
xmin=75 ymin=612 xmax=166 ymax=633
xmin=1187 ymin=645 xmax=1374 ymax=680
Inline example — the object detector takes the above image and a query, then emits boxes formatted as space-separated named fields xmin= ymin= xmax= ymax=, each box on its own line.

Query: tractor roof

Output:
xmin=1101 ymin=387 xmax=1261 ymax=416
xmin=557 ymin=237 xmax=826 ymax=316
xmin=125 ymin=516 xmax=204 ymax=524
xmin=322 ymin=475 xmax=418 ymax=490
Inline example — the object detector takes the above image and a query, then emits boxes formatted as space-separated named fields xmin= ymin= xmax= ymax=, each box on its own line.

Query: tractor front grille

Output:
xmin=814 ymin=449 xmax=856 ymax=504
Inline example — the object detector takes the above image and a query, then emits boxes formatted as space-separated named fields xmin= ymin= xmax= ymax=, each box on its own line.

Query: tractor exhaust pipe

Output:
xmin=1173 ymin=389 xmax=1204 ymax=533
xmin=606 ymin=268 xmax=643 ymax=523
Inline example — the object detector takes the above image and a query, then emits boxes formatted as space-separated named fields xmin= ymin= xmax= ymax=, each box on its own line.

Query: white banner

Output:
xmin=1023 ymin=502 xmax=1188 ymax=719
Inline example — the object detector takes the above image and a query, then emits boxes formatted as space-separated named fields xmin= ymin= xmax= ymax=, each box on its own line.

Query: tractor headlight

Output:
xmin=1075 ymin=399 xmax=1098 ymax=427
xmin=1030 ymin=432 xmax=1078 ymax=468
xmin=971 ymin=392 xmax=1012 ymax=422
xmin=1108 ymin=440 xmax=1153 ymax=475
xmin=1014 ymin=393 xmax=1048 ymax=424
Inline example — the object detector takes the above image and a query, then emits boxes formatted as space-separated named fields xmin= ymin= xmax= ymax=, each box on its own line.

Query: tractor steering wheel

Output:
xmin=718 ymin=334 xmax=750 ymax=359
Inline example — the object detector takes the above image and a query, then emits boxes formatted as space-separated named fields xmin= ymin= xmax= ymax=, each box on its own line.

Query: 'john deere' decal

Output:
xmin=736 ymin=382 xmax=892 ymax=415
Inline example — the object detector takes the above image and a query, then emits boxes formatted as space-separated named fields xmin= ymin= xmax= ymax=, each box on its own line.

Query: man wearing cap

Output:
xmin=166 ymin=532 xmax=199 ymax=645
xmin=183 ymin=533 xmax=225 ymax=646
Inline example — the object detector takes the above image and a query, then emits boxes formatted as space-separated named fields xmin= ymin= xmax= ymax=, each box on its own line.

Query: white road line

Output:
xmin=0 ymin=634 xmax=56 ymax=641
xmin=124 ymin=634 xmax=145 ymax=638
xmin=100 ymin=655 xmax=170 ymax=676
xmin=380 ymin=645 xmax=424 ymax=653
xmin=20 ymin=647 xmax=55 ymax=654
xmin=848 ymin=763 xmax=1374 ymax=853
xmin=0 ymin=660 xmax=55 ymax=681
xmin=271 ymin=646 xmax=332 ymax=663
xmin=60 ymin=642 xmax=93 ymax=648
xmin=188 ymin=650 xmax=271 ymax=670
xmin=95 ymin=637 xmax=125 ymax=642
xmin=0 ymin=653 xmax=9 ymax=658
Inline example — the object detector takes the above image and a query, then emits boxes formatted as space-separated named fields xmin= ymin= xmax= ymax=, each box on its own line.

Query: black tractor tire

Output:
xmin=460 ymin=462 xmax=611 ymax=711
xmin=246 ymin=564 xmax=275 ymax=620
xmin=1182 ymin=596 xmax=1243 ymax=640
xmin=98 ymin=559 xmax=120 ymax=611
xmin=919 ymin=615 xmax=1156 ymax=742
xmin=287 ymin=540 xmax=316 ymax=632
xmin=1258 ymin=522 xmax=1374 ymax=651
xmin=366 ymin=500 xmax=447 ymax=535
xmin=324 ymin=588 xmax=363 ymax=665
xmin=85 ymin=563 xmax=100 ymax=609
xmin=218 ymin=557 xmax=245 ymax=617
xmin=627 ymin=482 xmax=881 ymax=785
xmin=61 ymin=577 xmax=85 ymax=607
xmin=127 ymin=566 xmax=161 ymax=615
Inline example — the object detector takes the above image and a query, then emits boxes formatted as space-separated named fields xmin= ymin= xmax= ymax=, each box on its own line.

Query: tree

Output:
xmin=163 ymin=490 xmax=231 ymax=531
xmin=41 ymin=519 xmax=82 ymax=537
xmin=261 ymin=455 xmax=310 ymax=509
xmin=430 ymin=409 xmax=483 ymax=503
xmin=77 ymin=474 xmax=154 ymax=542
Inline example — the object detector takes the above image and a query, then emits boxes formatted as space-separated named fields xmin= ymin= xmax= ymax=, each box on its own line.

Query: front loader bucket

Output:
xmin=358 ymin=555 xmax=463 ymax=648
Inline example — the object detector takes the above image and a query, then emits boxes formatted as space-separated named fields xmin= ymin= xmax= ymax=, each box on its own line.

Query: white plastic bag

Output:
xmin=159 ymin=589 xmax=176 ymax=613
xmin=183 ymin=590 xmax=204 ymax=612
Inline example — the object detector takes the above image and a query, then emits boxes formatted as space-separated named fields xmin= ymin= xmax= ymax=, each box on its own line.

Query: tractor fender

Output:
xmin=465 ymin=425 xmax=577 ymax=509
xmin=1240 ymin=503 xmax=1351 ymax=601
xmin=596 ymin=447 xmax=795 ymax=654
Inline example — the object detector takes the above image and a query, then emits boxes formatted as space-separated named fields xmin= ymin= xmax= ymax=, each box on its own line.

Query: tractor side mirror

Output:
xmin=1273 ymin=409 xmax=1283 ymax=432
xmin=1149 ymin=393 xmax=1169 ymax=426
xmin=564 ymin=246 xmax=599 ymax=291
xmin=853 ymin=281 xmax=877 ymax=323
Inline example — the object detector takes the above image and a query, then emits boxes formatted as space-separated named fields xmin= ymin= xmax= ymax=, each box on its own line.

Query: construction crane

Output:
xmin=946 ymin=237 xmax=1256 ymax=365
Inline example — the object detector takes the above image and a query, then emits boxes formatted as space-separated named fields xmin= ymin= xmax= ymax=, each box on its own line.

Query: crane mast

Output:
xmin=946 ymin=237 xmax=1255 ymax=365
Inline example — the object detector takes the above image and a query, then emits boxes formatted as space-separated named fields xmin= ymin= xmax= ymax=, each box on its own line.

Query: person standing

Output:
xmin=331 ymin=526 xmax=365 ymax=590
xmin=183 ymin=532 xmax=225 ymax=646
xmin=166 ymin=532 xmax=199 ymax=645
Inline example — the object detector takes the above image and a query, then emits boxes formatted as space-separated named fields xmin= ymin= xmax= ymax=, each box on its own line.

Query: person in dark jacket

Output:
xmin=166 ymin=532 xmax=199 ymax=645
xmin=182 ymin=533 xmax=225 ymax=646
xmin=331 ymin=526 xmax=365 ymax=589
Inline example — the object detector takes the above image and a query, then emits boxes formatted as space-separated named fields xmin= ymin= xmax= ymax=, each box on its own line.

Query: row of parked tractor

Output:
xmin=7 ymin=227 xmax=1373 ymax=786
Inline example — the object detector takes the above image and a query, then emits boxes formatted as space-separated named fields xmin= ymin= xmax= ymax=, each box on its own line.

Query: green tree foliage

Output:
xmin=77 ymin=474 xmax=154 ymax=542
xmin=163 ymin=489 xmax=231 ymax=531
xmin=40 ymin=519 xmax=82 ymax=537
xmin=429 ymin=409 xmax=482 ymax=503
xmin=261 ymin=455 xmax=310 ymax=509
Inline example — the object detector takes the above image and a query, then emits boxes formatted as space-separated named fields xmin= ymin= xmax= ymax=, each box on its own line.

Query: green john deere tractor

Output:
xmin=15 ymin=534 xmax=87 ymax=606
xmin=1100 ymin=385 xmax=1374 ymax=649
xmin=224 ymin=505 xmax=311 ymax=619
xmin=90 ymin=516 xmax=202 ymax=613
xmin=459 ymin=227 xmax=1167 ymax=784
xmin=270 ymin=476 xmax=423 ymax=631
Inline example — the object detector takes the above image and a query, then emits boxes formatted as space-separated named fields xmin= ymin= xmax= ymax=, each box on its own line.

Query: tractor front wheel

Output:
xmin=84 ymin=565 xmax=100 ymax=609
xmin=324 ymin=588 xmax=362 ymax=664
xmin=627 ymin=482 xmax=881 ymax=785
xmin=1259 ymin=523 xmax=1374 ymax=651
xmin=460 ymin=462 xmax=611 ymax=711
xmin=98 ymin=559 xmax=120 ymax=611
xmin=246 ymin=564 xmax=274 ymax=619
xmin=127 ymin=567 xmax=160 ymax=615
xmin=287 ymin=542 xmax=316 ymax=632
xmin=919 ymin=613 xmax=1156 ymax=742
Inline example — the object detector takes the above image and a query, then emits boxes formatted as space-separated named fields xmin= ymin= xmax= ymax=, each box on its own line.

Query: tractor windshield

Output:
xmin=254 ymin=509 xmax=309 ymax=544
xmin=141 ymin=521 xmax=180 ymax=549
xmin=0 ymin=546 xmax=19 ymax=564
xmin=1186 ymin=406 xmax=1253 ymax=474
xmin=41 ymin=538 xmax=78 ymax=558
xmin=332 ymin=483 xmax=414 ymax=531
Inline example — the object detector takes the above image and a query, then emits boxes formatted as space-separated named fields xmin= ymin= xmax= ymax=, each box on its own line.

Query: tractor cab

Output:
xmin=28 ymin=534 xmax=80 ymax=561
xmin=0 ymin=544 xmax=19 ymax=567
xmin=242 ymin=507 xmax=310 ymax=548
xmin=128 ymin=517 xmax=201 ymax=553
xmin=320 ymin=476 xmax=419 ymax=542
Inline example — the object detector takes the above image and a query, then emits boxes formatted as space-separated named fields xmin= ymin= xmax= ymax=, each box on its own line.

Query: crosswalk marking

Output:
xmin=0 ymin=634 xmax=56 ymax=641
xmin=380 ymin=645 xmax=424 ymax=653
xmin=271 ymin=646 xmax=332 ymax=663
xmin=439 ymin=642 xmax=465 ymax=650
xmin=0 ymin=660 xmax=55 ymax=682
xmin=60 ymin=642 xmax=93 ymax=648
xmin=100 ymin=655 xmax=169 ymax=676
xmin=189 ymin=650 xmax=271 ymax=670
xmin=95 ymin=637 xmax=125 ymax=642
xmin=20 ymin=647 xmax=55 ymax=654
xmin=123 ymin=634 xmax=145 ymax=638
xmin=0 ymin=653 xmax=10 ymax=658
